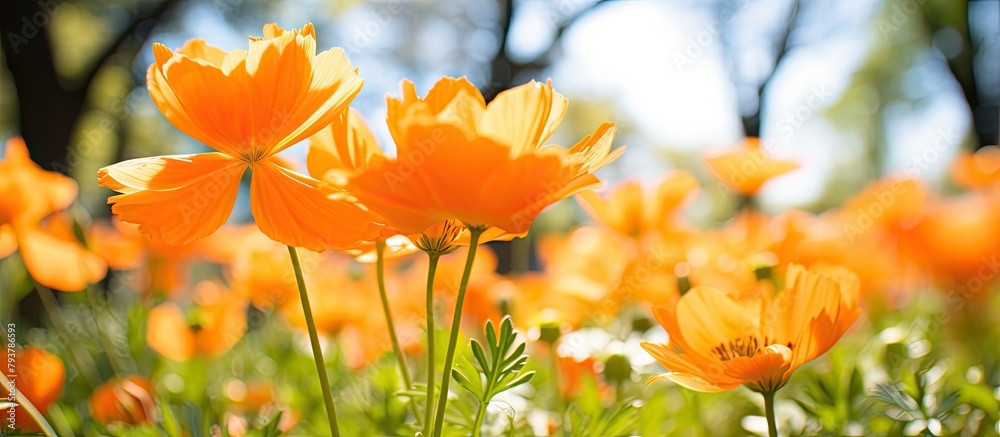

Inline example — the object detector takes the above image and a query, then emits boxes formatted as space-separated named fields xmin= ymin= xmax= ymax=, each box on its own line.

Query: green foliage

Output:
xmin=453 ymin=317 xmax=535 ymax=403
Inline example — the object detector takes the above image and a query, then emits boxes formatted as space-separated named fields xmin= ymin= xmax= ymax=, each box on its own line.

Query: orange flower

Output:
xmin=641 ymin=264 xmax=860 ymax=393
xmin=307 ymin=109 xmax=515 ymax=260
xmin=705 ymin=137 xmax=798 ymax=196
xmin=97 ymin=24 xmax=379 ymax=252
xmin=0 ymin=137 xmax=107 ymax=291
xmin=89 ymin=376 xmax=156 ymax=426
xmin=951 ymin=146 xmax=1000 ymax=188
xmin=911 ymin=192 xmax=1000 ymax=286
xmin=576 ymin=171 xmax=699 ymax=239
xmin=146 ymin=280 xmax=247 ymax=361
xmin=7 ymin=347 xmax=64 ymax=432
xmin=348 ymin=77 xmax=622 ymax=235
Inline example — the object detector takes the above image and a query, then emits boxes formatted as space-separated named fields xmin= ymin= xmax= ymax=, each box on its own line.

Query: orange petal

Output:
xmin=480 ymin=80 xmax=567 ymax=156
xmin=147 ymin=303 xmax=196 ymax=362
xmin=424 ymin=76 xmax=485 ymax=114
xmin=0 ymin=137 xmax=79 ymax=224
xmin=147 ymin=46 xmax=252 ymax=157
xmin=648 ymin=372 xmax=733 ymax=393
xmin=250 ymin=159 xmax=380 ymax=251
xmin=675 ymin=286 xmax=760 ymax=362
xmin=86 ymin=221 xmax=145 ymax=270
xmin=704 ymin=138 xmax=799 ymax=196
xmin=722 ymin=344 xmax=792 ymax=392
xmin=349 ymin=124 xmax=575 ymax=234
xmin=307 ymin=108 xmax=385 ymax=182
xmin=768 ymin=264 xmax=857 ymax=346
xmin=175 ymin=39 xmax=227 ymax=66
xmin=262 ymin=46 xmax=364 ymax=156
xmin=98 ymin=153 xmax=246 ymax=246
xmin=16 ymin=224 xmax=107 ymax=291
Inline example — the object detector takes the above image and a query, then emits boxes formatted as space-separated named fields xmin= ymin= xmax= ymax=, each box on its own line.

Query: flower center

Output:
xmin=416 ymin=220 xmax=465 ymax=255
xmin=238 ymin=147 xmax=268 ymax=165
xmin=711 ymin=336 xmax=794 ymax=361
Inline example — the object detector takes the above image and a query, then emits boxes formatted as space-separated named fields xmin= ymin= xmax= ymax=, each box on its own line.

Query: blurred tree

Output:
xmin=1 ymin=0 xmax=182 ymax=172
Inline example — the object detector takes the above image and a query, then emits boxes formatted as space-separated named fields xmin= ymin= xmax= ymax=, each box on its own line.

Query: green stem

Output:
xmin=375 ymin=243 xmax=414 ymax=389
xmin=472 ymin=400 xmax=488 ymax=437
xmin=375 ymin=243 xmax=421 ymax=426
xmin=423 ymin=252 xmax=441 ymax=436
xmin=0 ymin=372 xmax=58 ymax=437
xmin=763 ymin=390 xmax=778 ymax=437
xmin=550 ymin=350 xmax=566 ymax=431
xmin=431 ymin=226 xmax=485 ymax=436
xmin=287 ymin=246 xmax=340 ymax=437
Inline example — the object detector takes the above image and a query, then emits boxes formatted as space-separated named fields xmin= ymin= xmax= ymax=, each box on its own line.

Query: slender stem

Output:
xmin=0 ymin=372 xmax=58 ymax=437
xmin=375 ymin=242 xmax=413 ymax=389
xmin=33 ymin=281 xmax=101 ymax=387
xmin=375 ymin=243 xmax=421 ymax=426
xmin=472 ymin=400 xmax=488 ymax=437
xmin=431 ymin=227 xmax=485 ymax=436
xmin=550 ymin=350 xmax=565 ymax=431
xmin=423 ymin=252 xmax=441 ymax=436
xmin=287 ymin=246 xmax=341 ymax=437
xmin=763 ymin=390 xmax=778 ymax=437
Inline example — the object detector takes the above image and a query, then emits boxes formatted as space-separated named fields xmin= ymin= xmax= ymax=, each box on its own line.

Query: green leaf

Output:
xmin=454 ymin=316 xmax=534 ymax=435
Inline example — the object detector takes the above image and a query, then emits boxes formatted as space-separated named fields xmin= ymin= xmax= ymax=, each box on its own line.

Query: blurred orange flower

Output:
xmin=98 ymin=24 xmax=379 ymax=252
xmin=911 ymin=192 xmax=1000 ymax=288
xmin=576 ymin=171 xmax=699 ymax=240
xmin=705 ymin=137 xmax=798 ymax=196
xmin=951 ymin=146 xmax=1000 ymax=188
xmin=0 ymin=137 xmax=106 ymax=291
xmin=89 ymin=376 xmax=156 ymax=426
xmin=146 ymin=280 xmax=247 ymax=361
xmin=641 ymin=264 xmax=860 ymax=393
xmin=348 ymin=77 xmax=622 ymax=235
xmin=6 ymin=347 xmax=64 ymax=432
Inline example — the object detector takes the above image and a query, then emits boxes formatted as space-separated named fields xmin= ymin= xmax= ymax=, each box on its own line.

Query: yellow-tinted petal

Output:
xmin=175 ymin=39 xmax=227 ymax=67
xmin=250 ymin=159 xmax=380 ymax=251
xmin=480 ymin=80 xmax=567 ymax=156
xmin=263 ymin=47 xmax=364 ymax=156
xmin=704 ymin=138 xmax=798 ymax=196
xmin=98 ymin=153 xmax=246 ymax=245
xmin=307 ymin=108 xmax=385 ymax=182
xmin=676 ymin=286 xmax=760 ymax=361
